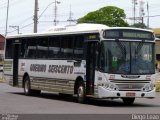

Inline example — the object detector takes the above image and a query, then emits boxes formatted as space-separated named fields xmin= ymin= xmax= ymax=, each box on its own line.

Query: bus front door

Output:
xmin=85 ymin=42 xmax=97 ymax=95
xmin=13 ymin=43 xmax=20 ymax=86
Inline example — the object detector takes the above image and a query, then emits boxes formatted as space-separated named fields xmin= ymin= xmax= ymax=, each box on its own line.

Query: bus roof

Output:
xmin=107 ymin=27 xmax=154 ymax=33
xmin=6 ymin=23 xmax=109 ymax=39
xmin=6 ymin=23 xmax=154 ymax=39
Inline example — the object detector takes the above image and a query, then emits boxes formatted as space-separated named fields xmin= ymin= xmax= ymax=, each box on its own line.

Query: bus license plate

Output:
xmin=126 ymin=92 xmax=135 ymax=97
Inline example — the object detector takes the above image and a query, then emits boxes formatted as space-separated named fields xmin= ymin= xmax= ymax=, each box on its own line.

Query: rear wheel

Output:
xmin=24 ymin=76 xmax=41 ymax=96
xmin=76 ymin=81 xmax=86 ymax=103
xmin=122 ymin=98 xmax=135 ymax=105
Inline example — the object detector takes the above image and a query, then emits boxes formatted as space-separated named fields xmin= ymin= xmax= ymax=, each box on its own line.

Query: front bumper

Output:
xmin=97 ymin=86 xmax=156 ymax=98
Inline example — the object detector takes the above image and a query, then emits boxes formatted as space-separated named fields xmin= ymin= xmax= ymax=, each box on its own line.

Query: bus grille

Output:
xmin=110 ymin=79 xmax=151 ymax=91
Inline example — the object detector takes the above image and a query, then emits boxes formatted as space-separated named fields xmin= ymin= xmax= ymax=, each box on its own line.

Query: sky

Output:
xmin=0 ymin=0 xmax=160 ymax=35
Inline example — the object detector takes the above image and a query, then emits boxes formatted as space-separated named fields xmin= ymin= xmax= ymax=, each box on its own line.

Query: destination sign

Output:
xmin=103 ymin=29 xmax=154 ymax=40
xmin=85 ymin=34 xmax=99 ymax=41
xmin=123 ymin=32 xmax=152 ymax=39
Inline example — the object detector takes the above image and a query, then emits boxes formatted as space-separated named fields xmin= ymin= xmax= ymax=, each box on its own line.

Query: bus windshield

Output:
xmin=99 ymin=41 xmax=155 ymax=75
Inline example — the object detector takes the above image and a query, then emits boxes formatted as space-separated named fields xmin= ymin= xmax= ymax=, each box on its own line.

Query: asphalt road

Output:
xmin=0 ymin=83 xmax=160 ymax=115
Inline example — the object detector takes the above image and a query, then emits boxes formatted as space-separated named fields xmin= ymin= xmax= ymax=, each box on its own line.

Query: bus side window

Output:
xmin=48 ymin=37 xmax=61 ymax=59
xmin=20 ymin=39 xmax=26 ymax=59
xmin=25 ymin=38 xmax=37 ymax=59
xmin=37 ymin=37 xmax=48 ymax=59
xmin=5 ymin=39 xmax=13 ymax=59
xmin=61 ymin=36 xmax=73 ymax=59
xmin=74 ymin=35 xmax=84 ymax=59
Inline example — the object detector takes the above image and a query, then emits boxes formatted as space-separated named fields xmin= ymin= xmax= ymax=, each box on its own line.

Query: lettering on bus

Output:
xmin=48 ymin=65 xmax=74 ymax=74
xmin=30 ymin=64 xmax=74 ymax=74
xmin=30 ymin=64 xmax=47 ymax=72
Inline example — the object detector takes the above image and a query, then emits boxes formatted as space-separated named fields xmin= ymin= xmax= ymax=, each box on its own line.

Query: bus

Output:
xmin=4 ymin=23 xmax=156 ymax=105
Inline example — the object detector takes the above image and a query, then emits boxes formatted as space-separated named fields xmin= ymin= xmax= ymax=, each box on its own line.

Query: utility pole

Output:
xmin=9 ymin=25 xmax=20 ymax=34
xmin=67 ymin=5 xmax=73 ymax=25
xmin=54 ymin=0 xmax=60 ymax=26
xmin=134 ymin=0 xmax=136 ymax=24
xmin=147 ymin=1 xmax=149 ymax=28
xmin=5 ymin=0 xmax=10 ymax=36
xmin=33 ymin=0 xmax=38 ymax=33
xmin=132 ymin=0 xmax=138 ymax=24
xmin=139 ymin=0 xmax=145 ymax=24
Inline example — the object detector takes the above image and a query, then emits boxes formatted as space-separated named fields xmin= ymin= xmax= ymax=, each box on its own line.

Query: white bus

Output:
xmin=4 ymin=23 xmax=156 ymax=105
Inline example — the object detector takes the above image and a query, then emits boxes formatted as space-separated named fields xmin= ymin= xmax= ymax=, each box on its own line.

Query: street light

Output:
xmin=5 ymin=0 xmax=10 ymax=37
xmin=9 ymin=25 xmax=20 ymax=34
xmin=38 ymin=1 xmax=60 ymax=26
xmin=54 ymin=0 xmax=60 ymax=26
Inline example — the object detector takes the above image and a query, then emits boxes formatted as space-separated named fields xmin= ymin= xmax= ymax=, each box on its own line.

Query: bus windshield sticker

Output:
xmin=112 ymin=57 xmax=118 ymax=68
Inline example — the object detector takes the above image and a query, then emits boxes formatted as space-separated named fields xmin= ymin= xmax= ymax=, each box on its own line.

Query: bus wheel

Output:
xmin=24 ymin=76 xmax=41 ymax=96
xmin=76 ymin=81 xmax=86 ymax=103
xmin=122 ymin=98 xmax=135 ymax=105
xmin=24 ymin=76 xmax=32 ymax=96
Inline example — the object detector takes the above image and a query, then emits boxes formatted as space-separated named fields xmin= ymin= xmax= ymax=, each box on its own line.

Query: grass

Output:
xmin=0 ymin=74 xmax=5 ymax=83
xmin=156 ymin=80 xmax=160 ymax=92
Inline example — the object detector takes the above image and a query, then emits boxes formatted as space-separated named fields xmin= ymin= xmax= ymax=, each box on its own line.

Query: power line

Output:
xmin=9 ymin=25 xmax=19 ymax=34
xmin=19 ymin=16 xmax=33 ymax=25
xmin=38 ymin=2 xmax=55 ymax=20
xmin=0 ymin=0 xmax=22 ymax=9
xmin=147 ymin=15 xmax=160 ymax=18
xmin=39 ymin=20 xmax=77 ymax=23
xmin=7 ymin=22 xmax=33 ymax=34
xmin=126 ymin=14 xmax=160 ymax=19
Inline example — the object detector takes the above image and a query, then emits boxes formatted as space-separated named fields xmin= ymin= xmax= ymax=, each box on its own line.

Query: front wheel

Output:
xmin=76 ymin=81 xmax=86 ymax=103
xmin=24 ymin=77 xmax=32 ymax=96
xmin=122 ymin=98 xmax=135 ymax=105
xmin=24 ymin=76 xmax=41 ymax=96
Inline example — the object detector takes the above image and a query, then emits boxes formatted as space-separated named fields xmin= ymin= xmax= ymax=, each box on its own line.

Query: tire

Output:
xmin=76 ymin=81 xmax=86 ymax=103
xmin=24 ymin=76 xmax=32 ymax=96
xmin=122 ymin=98 xmax=135 ymax=105
xmin=24 ymin=76 xmax=41 ymax=96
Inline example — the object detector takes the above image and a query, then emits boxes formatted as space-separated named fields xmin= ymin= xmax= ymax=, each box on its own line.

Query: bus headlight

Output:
xmin=104 ymin=83 xmax=119 ymax=91
xmin=141 ymin=83 xmax=154 ymax=92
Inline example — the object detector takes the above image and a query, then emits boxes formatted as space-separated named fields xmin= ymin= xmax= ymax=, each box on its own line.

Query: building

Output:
xmin=153 ymin=28 xmax=160 ymax=70
xmin=0 ymin=34 xmax=5 ymax=60
xmin=153 ymin=28 xmax=160 ymax=39
xmin=153 ymin=28 xmax=160 ymax=58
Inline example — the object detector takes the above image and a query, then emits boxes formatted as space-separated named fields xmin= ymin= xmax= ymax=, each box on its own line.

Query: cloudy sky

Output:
xmin=0 ymin=0 xmax=159 ymax=35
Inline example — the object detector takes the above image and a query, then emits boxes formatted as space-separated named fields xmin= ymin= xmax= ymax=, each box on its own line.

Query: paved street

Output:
xmin=0 ymin=83 xmax=160 ymax=114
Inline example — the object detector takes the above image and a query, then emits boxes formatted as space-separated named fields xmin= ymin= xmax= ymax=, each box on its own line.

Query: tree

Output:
xmin=130 ymin=22 xmax=147 ymax=29
xmin=78 ymin=6 xmax=129 ymax=27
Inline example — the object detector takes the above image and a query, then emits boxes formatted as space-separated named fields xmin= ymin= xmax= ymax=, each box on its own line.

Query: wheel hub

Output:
xmin=78 ymin=86 xmax=84 ymax=97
